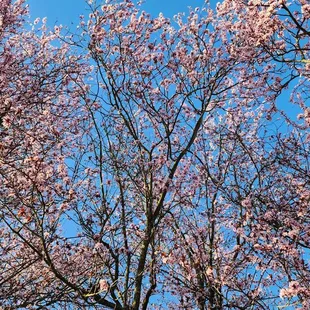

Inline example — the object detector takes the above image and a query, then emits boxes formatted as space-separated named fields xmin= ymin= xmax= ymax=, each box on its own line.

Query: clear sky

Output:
xmin=25 ymin=0 xmax=301 ymax=121
xmin=27 ymin=0 xmax=209 ymax=27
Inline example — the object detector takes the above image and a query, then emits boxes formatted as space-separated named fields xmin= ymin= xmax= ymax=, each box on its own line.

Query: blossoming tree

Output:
xmin=0 ymin=0 xmax=309 ymax=309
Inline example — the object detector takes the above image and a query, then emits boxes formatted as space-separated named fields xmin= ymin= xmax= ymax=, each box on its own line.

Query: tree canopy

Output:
xmin=0 ymin=0 xmax=309 ymax=309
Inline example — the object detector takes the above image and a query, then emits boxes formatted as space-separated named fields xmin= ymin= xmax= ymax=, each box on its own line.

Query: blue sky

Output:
xmin=27 ymin=0 xmax=208 ymax=27
xmin=25 ymin=0 xmax=302 ymax=124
